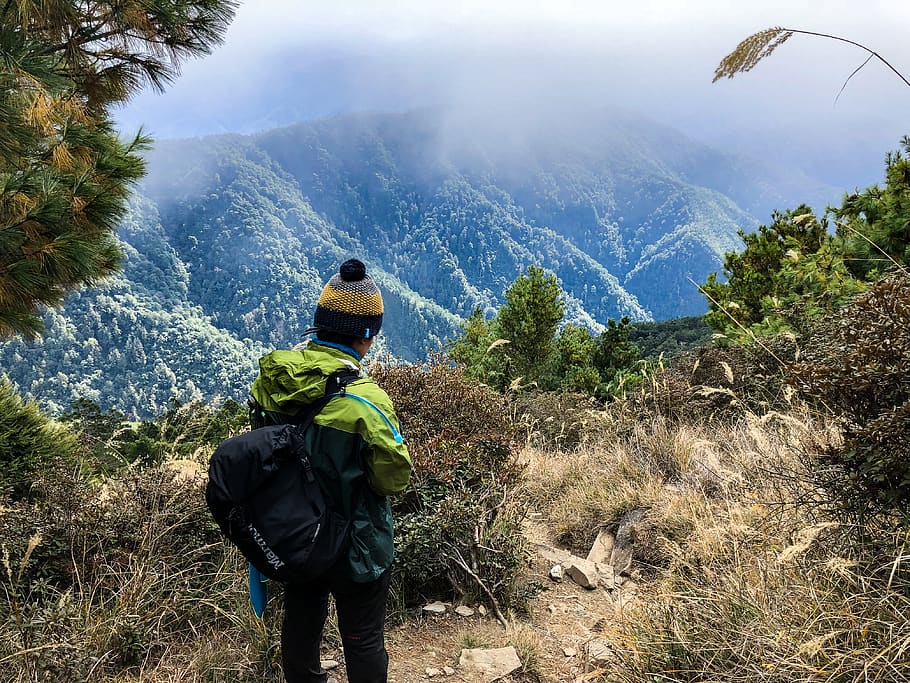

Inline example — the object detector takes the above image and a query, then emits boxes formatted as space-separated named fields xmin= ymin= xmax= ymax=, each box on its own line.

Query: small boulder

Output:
xmin=549 ymin=564 xmax=564 ymax=582
xmin=565 ymin=558 xmax=598 ymax=589
xmin=454 ymin=605 xmax=475 ymax=617
xmin=587 ymin=639 xmax=615 ymax=667
xmin=423 ymin=601 xmax=448 ymax=615
xmin=458 ymin=646 xmax=522 ymax=682
xmin=320 ymin=659 xmax=340 ymax=671
xmin=586 ymin=530 xmax=615 ymax=564
xmin=595 ymin=562 xmax=616 ymax=588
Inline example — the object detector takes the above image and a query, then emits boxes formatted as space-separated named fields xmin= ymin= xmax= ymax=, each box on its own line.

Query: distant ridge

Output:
xmin=2 ymin=108 xmax=836 ymax=416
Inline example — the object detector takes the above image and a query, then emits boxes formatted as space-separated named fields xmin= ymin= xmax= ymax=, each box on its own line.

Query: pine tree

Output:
xmin=496 ymin=266 xmax=565 ymax=388
xmin=0 ymin=1 xmax=236 ymax=338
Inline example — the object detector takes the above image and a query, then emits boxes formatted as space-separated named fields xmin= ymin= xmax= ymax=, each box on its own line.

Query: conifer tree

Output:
xmin=496 ymin=266 xmax=565 ymax=387
xmin=0 ymin=1 xmax=236 ymax=338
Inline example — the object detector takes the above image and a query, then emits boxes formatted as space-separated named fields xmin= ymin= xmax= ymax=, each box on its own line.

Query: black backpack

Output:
xmin=206 ymin=370 xmax=360 ymax=583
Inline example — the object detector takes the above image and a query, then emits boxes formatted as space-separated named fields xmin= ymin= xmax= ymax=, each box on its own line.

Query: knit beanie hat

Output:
xmin=313 ymin=259 xmax=384 ymax=339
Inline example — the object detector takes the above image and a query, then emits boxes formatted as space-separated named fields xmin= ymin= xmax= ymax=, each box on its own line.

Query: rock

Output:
xmin=563 ymin=647 xmax=577 ymax=657
xmin=321 ymin=659 xmax=340 ymax=670
xmin=611 ymin=509 xmax=646 ymax=574
xmin=536 ymin=544 xmax=574 ymax=567
xmin=477 ymin=605 xmax=487 ymax=616
xmin=549 ymin=564 xmax=564 ymax=582
xmin=458 ymin=646 xmax=522 ymax=682
xmin=587 ymin=639 xmax=615 ymax=667
xmin=426 ymin=667 xmax=442 ymax=677
xmin=565 ymin=558 xmax=599 ymax=589
xmin=586 ymin=530 xmax=615 ymax=564
xmin=595 ymin=562 xmax=615 ymax=588
xmin=610 ymin=546 xmax=633 ymax=575
xmin=547 ymin=604 xmax=558 ymax=614
xmin=443 ymin=666 xmax=455 ymax=676
xmin=454 ymin=605 xmax=475 ymax=617
xmin=423 ymin=601 xmax=447 ymax=615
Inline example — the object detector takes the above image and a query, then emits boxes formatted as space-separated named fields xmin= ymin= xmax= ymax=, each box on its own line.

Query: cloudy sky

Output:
xmin=118 ymin=1 xmax=910 ymax=188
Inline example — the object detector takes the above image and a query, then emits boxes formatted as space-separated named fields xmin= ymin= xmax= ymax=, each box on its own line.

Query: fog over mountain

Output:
xmin=118 ymin=1 xmax=910 ymax=189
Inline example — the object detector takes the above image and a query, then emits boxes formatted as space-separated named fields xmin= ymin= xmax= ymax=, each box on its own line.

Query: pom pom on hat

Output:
xmin=313 ymin=259 xmax=384 ymax=339
xmin=339 ymin=258 xmax=367 ymax=281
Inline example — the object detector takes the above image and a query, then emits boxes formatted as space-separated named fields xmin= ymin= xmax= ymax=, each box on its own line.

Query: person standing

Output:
xmin=249 ymin=258 xmax=412 ymax=683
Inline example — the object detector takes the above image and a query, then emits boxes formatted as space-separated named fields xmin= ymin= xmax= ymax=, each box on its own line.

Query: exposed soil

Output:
xmin=318 ymin=514 xmax=638 ymax=683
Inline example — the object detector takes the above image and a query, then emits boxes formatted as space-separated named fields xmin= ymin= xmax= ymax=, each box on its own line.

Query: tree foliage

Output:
xmin=450 ymin=268 xmax=643 ymax=397
xmin=703 ymin=205 xmax=866 ymax=341
xmin=496 ymin=266 xmax=565 ymax=387
xmin=0 ymin=0 xmax=235 ymax=338
xmin=0 ymin=376 xmax=77 ymax=498
xmin=835 ymin=136 xmax=910 ymax=280
xmin=703 ymin=139 xmax=910 ymax=342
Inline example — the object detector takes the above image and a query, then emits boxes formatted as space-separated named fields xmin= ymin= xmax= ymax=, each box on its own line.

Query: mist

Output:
xmin=118 ymin=1 xmax=910 ymax=191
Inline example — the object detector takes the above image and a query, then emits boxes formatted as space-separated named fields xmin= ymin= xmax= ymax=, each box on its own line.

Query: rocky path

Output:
xmin=320 ymin=515 xmax=640 ymax=682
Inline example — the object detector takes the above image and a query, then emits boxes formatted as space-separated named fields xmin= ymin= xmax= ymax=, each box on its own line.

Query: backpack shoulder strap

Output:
xmin=290 ymin=368 xmax=363 ymax=435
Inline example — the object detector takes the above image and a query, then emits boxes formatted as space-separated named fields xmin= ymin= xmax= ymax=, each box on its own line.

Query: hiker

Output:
xmin=249 ymin=258 xmax=413 ymax=683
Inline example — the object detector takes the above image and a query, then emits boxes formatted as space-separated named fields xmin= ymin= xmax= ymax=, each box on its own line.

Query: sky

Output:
xmin=118 ymin=1 xmax=910 ymax=190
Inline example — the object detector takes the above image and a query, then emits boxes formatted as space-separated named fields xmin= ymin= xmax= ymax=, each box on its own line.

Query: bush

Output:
xmin=0 ymin=459 xmax=264 ymax=681
xmin=0 ymin=378 xmax=78 ymax=499
xmin=372 ymin=355 xmax=531 ymax=615
xmin=631 ymin=339 xmax=797 ymax=424
xmin=789 ymin=273 xmax=910 ymax=516
xmin=511 ymin=390 xmax=605 ymax=452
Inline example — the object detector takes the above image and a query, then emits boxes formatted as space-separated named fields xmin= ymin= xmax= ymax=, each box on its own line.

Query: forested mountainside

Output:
xmin=2 ymin=109 xmax=835 ymax=416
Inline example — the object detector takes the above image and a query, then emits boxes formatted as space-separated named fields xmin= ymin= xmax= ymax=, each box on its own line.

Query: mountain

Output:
xmin=1 ymin=108 xmax=837 ymax=417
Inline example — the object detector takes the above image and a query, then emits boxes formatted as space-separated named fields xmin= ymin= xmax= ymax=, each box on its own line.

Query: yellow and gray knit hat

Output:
xmin=313 ymin=259 xmax=383 ymax=339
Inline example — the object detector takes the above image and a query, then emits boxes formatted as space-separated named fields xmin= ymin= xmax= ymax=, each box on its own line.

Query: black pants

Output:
xmin=281 ymin=568 xmax=391 ymax=683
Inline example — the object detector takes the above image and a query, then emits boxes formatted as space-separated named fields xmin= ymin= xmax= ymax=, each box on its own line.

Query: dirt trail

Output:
xmin=322 ymin=515 xmax=635 ymax=682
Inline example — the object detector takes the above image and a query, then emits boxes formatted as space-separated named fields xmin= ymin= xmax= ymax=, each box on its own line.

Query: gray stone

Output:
xmin=587 ymin=639 xmax=615 ymax=667
xmin=321 ymin=659 xmax=340 ymax=670
xmin=586 ymin=530 xmax=615 ymax=564
xmin=563 ymin=646 xmax=577 ymax=657
xmin=609 ymin=546 xmax=633 ymax=575
xmin=536 ymin=544 xmax=574 ymax=567
xmin=565 ymin=558 xmax=599 ymax=589
xmin=454 ymin=605 xmax=475 ymax=617
xmin=426 ymin=667 xmax=442 ymax=677
xmin=549 ymin=564 xmax=564 ymax=582
xmin=611 ymin=509 xmax=646 ymax=574
xmin=595 ymin=562 xmax=616 ymax=588
xmin=443 ymin=666 xmax=455 ymax=676
xmin=477 ymin=604 xmax=487 ymax=616
xmin=423 ymin=601 xmax=448 ymax=615
xmin=458 ymin=646 xmax=522 ymax=682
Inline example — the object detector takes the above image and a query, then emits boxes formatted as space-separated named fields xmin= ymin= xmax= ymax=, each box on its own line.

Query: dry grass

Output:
xmin=523 ymin=401 xmax=910 ymax=682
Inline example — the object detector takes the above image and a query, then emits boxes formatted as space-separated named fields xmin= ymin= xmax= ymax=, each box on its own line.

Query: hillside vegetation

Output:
xmin=1 ymin=108 xmax=837 ymax=418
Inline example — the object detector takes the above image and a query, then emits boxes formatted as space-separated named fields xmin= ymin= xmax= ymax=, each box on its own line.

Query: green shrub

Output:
xmin=372 ymin=355 xmax=531 ymax=614
xmin=0 ymin=378 xmax=78 ymax=499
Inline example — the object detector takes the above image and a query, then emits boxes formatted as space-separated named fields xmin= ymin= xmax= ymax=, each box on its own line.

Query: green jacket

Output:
xmin=249 ymin=341 xmax=412 ymax=582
